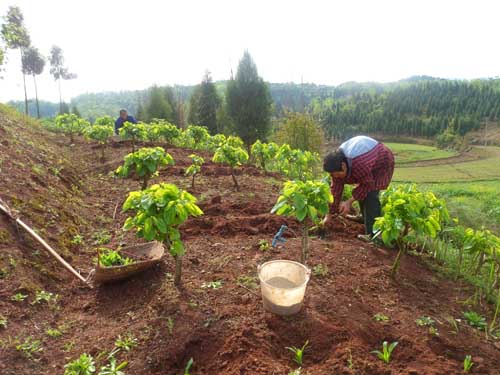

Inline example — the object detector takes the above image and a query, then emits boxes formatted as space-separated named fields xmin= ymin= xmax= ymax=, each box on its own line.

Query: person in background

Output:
xmin=322 ymin=135 xmax=395 ymax=241
xmin=114 ymin=109 xmax=137 ymax=134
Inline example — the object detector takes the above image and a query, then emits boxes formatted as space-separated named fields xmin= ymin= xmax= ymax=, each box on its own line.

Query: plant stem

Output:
xmin=174 ymin=255 xmax=182 ymax=286
xmin=391 ymin=240 xmax=405 ymax=277
xmin=142 ymin=175 xmax=150 ymax=190
xmin=490 ymin=286 xmax=500 ymax=332
xmin=191 ymin=174 xmax=195 ymax=189
xmin=231 ymin=167 xmax=239 ymax=191
xmin=301 ymin=222 xmax=309 ymax=264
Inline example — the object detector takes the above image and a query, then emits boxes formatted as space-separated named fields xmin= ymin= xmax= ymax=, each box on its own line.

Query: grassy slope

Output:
xmin=385 ymin=142 xmax=457 ymax=164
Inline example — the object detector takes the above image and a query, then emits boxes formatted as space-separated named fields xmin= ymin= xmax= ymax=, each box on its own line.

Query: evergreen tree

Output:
xmin=1 ymin=6 xmax=31 ymax=115
xmin=146 ymin=85 xmax=173 ymax=122
xmin=136 ymin=102 xmax=145 ymax=121
xmin=226 ymin=51 xmax=272 ymax=150
xmin=71 ymin=105 xmax=81 ymax=117
xmin=274 ymin=112 xmax=324 ymax=153
xmin=21 ymin=46 xmax=45 ymax=119
xmin=49 ymin=45 xmax=77 ymax=114
xmin=60 ymin=102 xmax=70 ymax=114
xmin=189 ymin=71 xmax=220 ymax=133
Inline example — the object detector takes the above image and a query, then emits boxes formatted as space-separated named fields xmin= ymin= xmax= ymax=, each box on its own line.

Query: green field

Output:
xmin=385 ymin=142 xmax=457 ymax=164
xmin=393 ymin=146 xmax=500 ymax=183
xmin=388 ymin=144 xmax=500 ymax=234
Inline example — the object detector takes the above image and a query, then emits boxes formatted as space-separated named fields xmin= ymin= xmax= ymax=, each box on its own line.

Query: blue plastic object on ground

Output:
xmin=272 ymin=225 xmax=288 ymax=247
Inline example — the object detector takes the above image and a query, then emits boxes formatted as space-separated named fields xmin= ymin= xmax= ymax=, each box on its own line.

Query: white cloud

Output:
xmin=0 ymin=0 xmax=499 ymax=102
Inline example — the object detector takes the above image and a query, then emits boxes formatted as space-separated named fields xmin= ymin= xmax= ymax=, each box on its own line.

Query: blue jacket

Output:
xmin=115 ymin=115 xmax=137 ymax=134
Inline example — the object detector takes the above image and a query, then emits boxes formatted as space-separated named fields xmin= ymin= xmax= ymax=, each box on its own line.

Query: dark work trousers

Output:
xmin=358 ymin=191 xmax=381 ymax=235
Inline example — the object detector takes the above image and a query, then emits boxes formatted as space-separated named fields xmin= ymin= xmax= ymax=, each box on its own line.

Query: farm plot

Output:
xmin=0 ymin=109 xmax=499 ymax=374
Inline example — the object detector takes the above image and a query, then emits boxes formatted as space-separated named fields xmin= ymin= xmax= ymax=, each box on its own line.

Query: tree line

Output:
xmin=1 ymin=6 xmax=76 ymax=118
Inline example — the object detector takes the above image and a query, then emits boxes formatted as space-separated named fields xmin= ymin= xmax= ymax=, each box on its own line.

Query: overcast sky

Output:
xmin=1 ymin=0 xmax=499 ymax=103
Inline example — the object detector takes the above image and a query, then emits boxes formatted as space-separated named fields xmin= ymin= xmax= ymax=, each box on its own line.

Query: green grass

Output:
xmin=420 ymin=180 xmax=500 ymax=234
xmin=385 ymin=142 xmax=457 ymax=164
xmin=393 ymin=146 xmax=500 ymax=183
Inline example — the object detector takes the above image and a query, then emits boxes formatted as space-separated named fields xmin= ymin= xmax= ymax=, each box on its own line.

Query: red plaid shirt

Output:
xmin=330 ymin=143 xmax=394 ymax=213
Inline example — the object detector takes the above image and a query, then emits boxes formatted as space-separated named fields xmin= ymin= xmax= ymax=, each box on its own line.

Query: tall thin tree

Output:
xmin=226 ymin=51 xmax=272 ymax=151
xmin=22 ymin=46 xmax=45 ymax=118
xmin=49 ymin=45 xmax=77 ymax=114
xmin=1 ymin=6 xmax=31 ymax=115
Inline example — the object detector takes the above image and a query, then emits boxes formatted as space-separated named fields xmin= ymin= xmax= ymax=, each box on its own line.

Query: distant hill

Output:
xmin=7 ymin=76 xmax=500 ymax=140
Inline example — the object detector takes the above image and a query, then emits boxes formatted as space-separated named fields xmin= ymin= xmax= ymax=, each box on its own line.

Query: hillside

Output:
xmin=8 ymin=77 xmax=500 ymax=143
xmin=1 ymin=106 xmax=500 ymax=374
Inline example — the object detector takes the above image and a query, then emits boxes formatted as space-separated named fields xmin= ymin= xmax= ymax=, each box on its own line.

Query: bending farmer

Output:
xmin=323 ymin=135 xmax=394 ymax=240
xmin=114 ymin=109 xmax=137 ymax=135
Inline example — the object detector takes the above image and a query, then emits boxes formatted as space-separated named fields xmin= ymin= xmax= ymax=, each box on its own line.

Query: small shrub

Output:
xmin=122 ymin=183 xmax=203 ymax=285
xmin=0 ymin=316 xmax=7 ymax=328
xmin=46 ymin=328 xmax=63 ymax=338
xmin=116 ymin=147 xmax=174 ymax=190
xmin=258 ymin=239 xmax=270 ymax=251
xmin=212 ymin=143 xmax=249 ymax=191
xmin=272 ymin=180 xmax=332 ymax=263
xmin=118 ymin=122 xmax=147 ymax=152
xmin=98 ymin=357 xmax=128 ymax=375
xmin=201 ymin=280 xmax=223 ymax=289
xmin=185 ymin=154 xmax=204 ymax=188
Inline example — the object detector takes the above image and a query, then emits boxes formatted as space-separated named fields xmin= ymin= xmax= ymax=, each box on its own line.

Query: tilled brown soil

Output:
xmin=0 ymin=112 xmax=499 ymax=374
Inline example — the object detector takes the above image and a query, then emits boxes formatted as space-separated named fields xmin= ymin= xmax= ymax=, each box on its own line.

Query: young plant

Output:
xmin=98 ymin=248 xmax=135 ymax=267
xmin=84 ymin=124 xmax=114 ymax=161
xmin=155 ymin=120 xmax=181 ymax=147
xmin=71 ymin=234 xmax=84 ymax=246
xmin=11 ymin=292 xmax=28 ymax=302
xmin=46 ymin=328 xmax=63 ymax=338
xmin=118 ymin=122 xmax=147 ymax=152
xmin=98 ymin=357 xmax=128 ymax=375
xmin=185 ymin=154 xmax=204 ymax=188
xmin=184 ymin=358 xmax=194 ymax=375
xmin=271 ymin=180 xmax=333 ymax=263
xmin=312 ymin=264 xmax=329 ymax=277
xmin=115 ymin=147 xmax=174 ymax=190
xmin=114 ymin=333 xmax=137 ymax=352
xmin=123 ymin=183 xmax=203 ymax=285
xmin=251 ymin=140 xmax=279 ymax=170
xmin=32 ymin=290 xmax=58 ymax=305
xmin=212 ymin=143 xmax=249 ymax=191
xmin=0 ymin=315 xmax=7 ymax=328
xmin=201 ymin=280 xmax=223 ymax=289
xmin=373 ymin=313 xmax=390 ymax=322
xmin=55 ymin=113 xmax=89 ymax=144
xmin=373 ymin=184 xmax=449 ymax=277
xmin=186 ymin=125 xmax=210 ymax=149
xmin=16 ymin=336 xmax=43 ymax=359
xmin=286 ymin=340 xmax=309 ymax=366
xmin=64 ymin=353 xmax=96 ymax=375
xmin=258 ymin=239 xmax=270 ymax=251
xmin=463 ymin=311 xmax=487 ymax=331
xmin=463 ymin=355 xmax=474 ymax=373
xmin=371 ymin=341 xmax=398 ymax=364
xmin=415 ymin=316 xmax=435 ymax=327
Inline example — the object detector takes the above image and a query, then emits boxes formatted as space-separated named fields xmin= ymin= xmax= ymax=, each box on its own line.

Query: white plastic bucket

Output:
xmin=257 ymin=260 xmax=311 ymax=316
